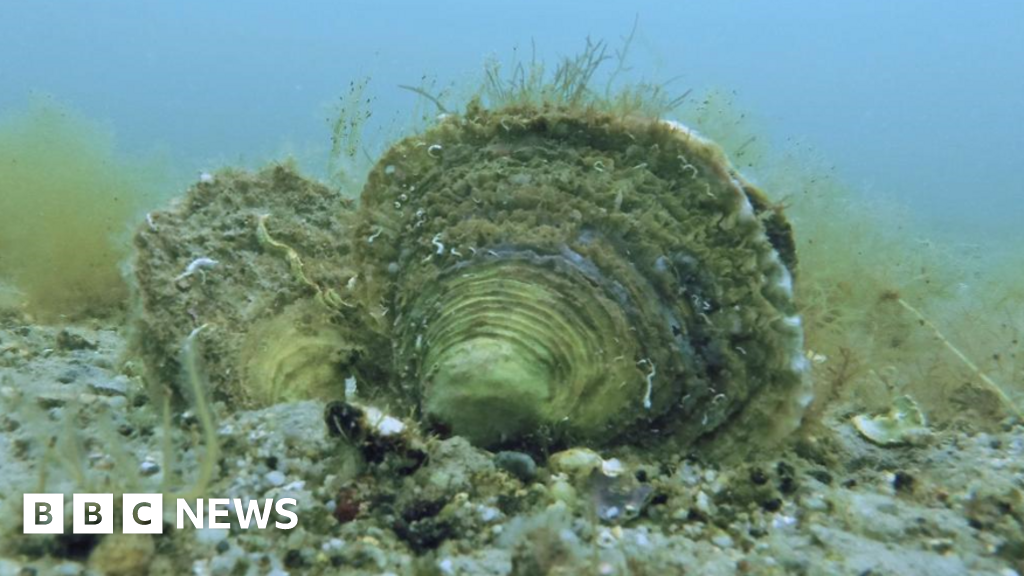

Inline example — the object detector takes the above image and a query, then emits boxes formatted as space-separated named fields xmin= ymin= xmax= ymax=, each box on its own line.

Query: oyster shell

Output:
xmin=131 ymin=103 xmax=811 ymax=456
xmin=352 ymin=102 xmax=810 ymax=452
xmin=129 ymin=165 xmax=372 ymax=406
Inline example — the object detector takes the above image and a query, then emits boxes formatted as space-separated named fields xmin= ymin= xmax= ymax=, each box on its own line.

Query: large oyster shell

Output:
xmin=351 ymin=102 xmax=810 ymax=453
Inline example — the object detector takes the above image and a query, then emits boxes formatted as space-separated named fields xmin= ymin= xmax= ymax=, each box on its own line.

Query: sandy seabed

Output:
xmin=0 ymin=318 xmax=1021 ymax=576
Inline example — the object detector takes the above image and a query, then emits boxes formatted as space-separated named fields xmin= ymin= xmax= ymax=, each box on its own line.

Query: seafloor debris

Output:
xmin=852 ymin=395 xmax=933 ymax=446
xmin=324 ymin=400 xmax=427 ymax=473
xmin=0 ymin=321 xmax=1021 ymax=575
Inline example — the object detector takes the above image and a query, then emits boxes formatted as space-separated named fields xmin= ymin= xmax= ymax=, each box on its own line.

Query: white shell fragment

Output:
xmin=601 ymin=458 xmax=626 ymax=477
xmin=852 ymin=395 xmax=932 ymax=446
xmin=363 ymin=406 xmax=406 ymax=437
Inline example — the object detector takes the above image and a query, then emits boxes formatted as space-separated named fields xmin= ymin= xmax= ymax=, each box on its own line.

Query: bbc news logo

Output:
xmin=23 ymin=494 xmax=298 ymax=534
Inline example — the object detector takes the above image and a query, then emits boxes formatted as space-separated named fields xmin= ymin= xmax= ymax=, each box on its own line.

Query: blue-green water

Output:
xmin=2 ymin=0 xmax=1022 ymax=242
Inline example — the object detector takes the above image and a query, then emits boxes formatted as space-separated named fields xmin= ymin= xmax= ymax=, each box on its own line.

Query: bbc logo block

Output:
xmin=72 ymin=493 xmax=114 ymax=534
xmin=122 ymin=494 xmax=163 ymax=534
xmin=23 ymin=494 xmax=297 ymax=534
xmin=23 ymin=494 xmax=64 ymax=534
xmin=24 ymin=494 xmax=163 ymax=535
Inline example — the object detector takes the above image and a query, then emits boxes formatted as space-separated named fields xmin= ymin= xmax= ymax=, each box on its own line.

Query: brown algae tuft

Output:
xmin=0 ymin=100 xmax=167 ymax=319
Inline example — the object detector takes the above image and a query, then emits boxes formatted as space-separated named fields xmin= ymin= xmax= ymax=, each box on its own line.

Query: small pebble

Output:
xmin=678 ymin=461 xmax=702 ymax=486
xmin=494 ymin=451 xmax=537 ymax=482
xmin=549 ymin=448 xmax=603 ymax=480
xmin=550 ymin=479 xmax=577 ymax=505
xmin=601 ymin=458 xmax=626 ymax=477
xmin=321 ymin=538 xmax=345 ymax=552
xmin=711 ymin=533 xmax=734 ymax=548
xmin=88 ymin=377 xmax=128 ymax=396
xmin=596 ymin=528 xmax=617 ymax=548
xmin=694 ymin=490 xmax=714 ymax=515
xmin=56 ymin=369 xmax=78 ymax=384
xmin=53 ymin=563 xmax=81 ymax=576
xmin=265 ymin=470 xmax=287 ymax=487
xmin=892 ymin=471 xmax=915 ymax=493
xmin=139 ymin=460 xmax=160 ymax=476
xmin=478 ymin=505 xmax=502 ymax=523
xmin=55 ymin=329 xmax=97 ymax=351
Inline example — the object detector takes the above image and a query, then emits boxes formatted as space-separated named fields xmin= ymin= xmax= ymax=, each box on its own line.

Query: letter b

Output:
xmin=37 ymin=502 xmax=52 ymax=525
xmin=23 ymin=494 xmax=64 ymax=534
xmin=85 ymin=502 xmax=102 ymax=525
xmin=73 ymin=494 xmax=113 ymax=534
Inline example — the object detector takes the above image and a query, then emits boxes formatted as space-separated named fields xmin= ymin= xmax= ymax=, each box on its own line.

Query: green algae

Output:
xmin=478 ymin=31 xmax=689 ymax=120
xmin=0 ymin=99 xmax=168 ymax=320
xmin=327 ymin=77 xmax=375 ymax=193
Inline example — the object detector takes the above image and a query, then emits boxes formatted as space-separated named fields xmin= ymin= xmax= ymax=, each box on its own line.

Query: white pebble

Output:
xmin=265 ymin=470 xmax=286 ymax=487
xmin=711 ymin=533 xmax=734 ymax=548
xmin=771 ymin=514 xmax=798 ymax=530
xmin=695 ymin=491 xmax=713 ymax=515
xmin=478 ymin=505 xmax=502 ymax=523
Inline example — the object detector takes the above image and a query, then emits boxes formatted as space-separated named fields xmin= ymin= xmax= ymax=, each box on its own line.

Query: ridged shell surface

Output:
xmin=352 ymin=102 xmax=810 ymax=452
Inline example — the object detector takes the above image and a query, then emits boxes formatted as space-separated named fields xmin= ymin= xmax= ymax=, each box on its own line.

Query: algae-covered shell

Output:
xmin=352 ymin=102 xmax=811 ymax=452
xmin=130 ymin=165 xmax=369 ymax=406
